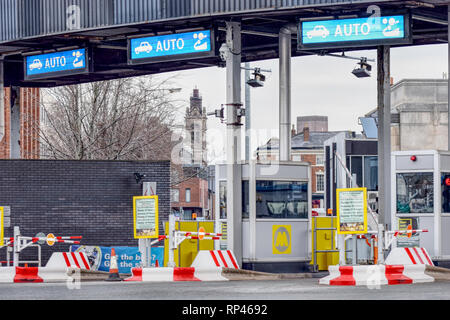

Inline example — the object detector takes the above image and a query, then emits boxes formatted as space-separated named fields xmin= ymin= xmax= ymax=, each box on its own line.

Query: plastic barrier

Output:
xmin=14 ymin=267 xmax=43 ymax=283
xmin=319 ymin=264 xmax=434 ymax=286
xmin=0 ymin=267 xmax=15 ymax=283
xmin=1 ymin=252 xmax=90 ymax=283
xmin=190 ymin=250 xmax=239 ymax=269
xmin=385 ymin=247 xmax=434 ymax=266
xmin=124 ymin=266 xmax=227 ymax=282
xmin=46 ymin=252 xmax=91 ymax=269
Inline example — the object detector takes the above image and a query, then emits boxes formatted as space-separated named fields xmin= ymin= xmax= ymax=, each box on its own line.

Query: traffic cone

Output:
xmin=106 ymin=248 xmax=122 ymax=281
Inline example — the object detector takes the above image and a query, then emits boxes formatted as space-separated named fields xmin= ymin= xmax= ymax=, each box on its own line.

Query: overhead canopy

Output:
xmin=0 ymin=0 xmax=448 ymax=87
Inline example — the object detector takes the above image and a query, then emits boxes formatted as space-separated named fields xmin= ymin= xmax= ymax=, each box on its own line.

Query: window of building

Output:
xmin=292 ymin=155 xmax=301 ymax=162
xmin=396 ymin=173 xmax=433 ymax=214
xmin=185 ymin=188 xmax=191 ymax=203
xmin=364 ymin=156 xmax=378 ymax=191
xmin=316 ymin=154 xmax=324 ymax=166
xmin=219 ymin=181 xmax=226 ymax=219
xmin=316 ymin=173 xmax=324 ymax=193
xmin=350 ymin=156 xmax=363 ymax=188
xmin=171 ymin=189 xmax=179 ymax=203
xmin=242 ymin=180 xmax=249 ymax=219
xmin=254 ymin=180 xmax=308 ymax=219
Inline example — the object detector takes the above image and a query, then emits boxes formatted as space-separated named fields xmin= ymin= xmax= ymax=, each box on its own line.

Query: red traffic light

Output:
xmin=445 ymin=177 xmax=450 ymax=187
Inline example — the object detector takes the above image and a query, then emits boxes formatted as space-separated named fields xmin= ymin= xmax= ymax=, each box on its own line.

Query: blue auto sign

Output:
xmin=129 ymin=30 xmax=214 ymax=64
xmin=25 ymin=48 xmax=88 ymax=80
xmin=298 ymin=14 xmax=411 ymax=49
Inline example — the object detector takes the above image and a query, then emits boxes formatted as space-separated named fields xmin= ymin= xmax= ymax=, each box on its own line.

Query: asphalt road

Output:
xmin=1 ymin=278 xmax=450 ymax=300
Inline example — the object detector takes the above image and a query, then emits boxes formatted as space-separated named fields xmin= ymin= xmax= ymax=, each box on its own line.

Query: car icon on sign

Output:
xmin=306 ymin=25 xmax=330 ymax=39
xmin=134 ymin=42 xmax=153 ymax=55
xmin=29 ymin=59 xmax=43 ymax=71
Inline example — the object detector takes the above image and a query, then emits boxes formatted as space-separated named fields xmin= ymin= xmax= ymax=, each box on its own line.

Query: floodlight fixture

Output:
xmin=247 ymin=68 xmax=266 ymax=87
xmin=352 ymin=58 xmax=372 ymax=78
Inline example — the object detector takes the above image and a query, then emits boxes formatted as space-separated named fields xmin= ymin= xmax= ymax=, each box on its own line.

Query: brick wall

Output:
xmin=0 ymin=159 xmax=170 ymax=264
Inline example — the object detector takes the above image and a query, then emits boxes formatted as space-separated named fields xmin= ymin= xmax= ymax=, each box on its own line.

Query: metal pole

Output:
xmin=313 ymin=217 xmax=317 ymax=272
xmin=377 ymin=45 xmax=391 ymax=264
xmin=225 ymin=21 xmax=243 ymax=267
xmin=13 ymin=226 xmax=20 ymax=267
xmin=351 ymin=173 xmax=357 ymax=265
xmin=279 ymin=25 xmax=295 ymax=161
xmin=245 ymin=62 xmax=251 ymax=161
xmin=168 ymin=214 xmax=176 ymax=267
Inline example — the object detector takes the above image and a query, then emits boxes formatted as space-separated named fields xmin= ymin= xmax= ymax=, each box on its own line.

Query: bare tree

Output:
xmin=39 ymin=75 xmax=181 ymax=161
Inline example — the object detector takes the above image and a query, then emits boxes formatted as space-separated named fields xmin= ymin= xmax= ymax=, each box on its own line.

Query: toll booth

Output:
xmin=392 ymin=150 xmax=450 ymax=264
xmin=215 ymin=161 xmax=312 ymax=272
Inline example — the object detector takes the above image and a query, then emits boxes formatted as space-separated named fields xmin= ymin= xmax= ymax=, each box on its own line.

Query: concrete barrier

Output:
xmin=124 ymin=266 xmax=227 ymax=282
xmin=0 ymin=267 xmax=16 ymax=283
xmin=319 ymin=264 xmax=434 ymax=286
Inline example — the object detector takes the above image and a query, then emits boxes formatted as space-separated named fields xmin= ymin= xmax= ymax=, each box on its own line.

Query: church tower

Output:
xmin=185 ymin=88 xmax=207 ymax=166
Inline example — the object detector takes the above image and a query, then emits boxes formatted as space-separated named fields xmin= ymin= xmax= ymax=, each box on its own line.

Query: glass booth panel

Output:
xmin=396 ymin=173 xmax=433 ymax=214
xmin=255 ymin=180 xmax=308 ymax=219
xmin=219 ymin=181 xmax=227 ymax=219
xmin=442 ymin=173 xmax=450 ymax=213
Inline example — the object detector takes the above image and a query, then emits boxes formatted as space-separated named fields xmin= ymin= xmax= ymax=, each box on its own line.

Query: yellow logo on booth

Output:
xmin=273 ymin=225 xmax=291 ymax=254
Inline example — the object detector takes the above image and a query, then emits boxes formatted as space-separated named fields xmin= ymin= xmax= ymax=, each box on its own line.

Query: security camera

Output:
xmin=219 ymin=43 xmax=229 ymax=62
xmin=134 ymin=172 xmax=147 ymax=184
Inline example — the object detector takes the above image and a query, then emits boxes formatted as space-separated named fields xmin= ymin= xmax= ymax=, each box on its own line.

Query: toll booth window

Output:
xmin=396 ymin=173 xmax=433 ymax=214
xmin=242 ymin=180 xmax=249 ymax=219
xmin=364 ymin=156 xmax=378 ymax=191
xmin=255 ymin=180 xmax=308 ymax=219
xmin=219 ymin=181 xmax=226 ymax=219
xmin=350 ymin=156 xmax=363 ymax=188
xmin=442 ymin=173 xmax=450 ymax=212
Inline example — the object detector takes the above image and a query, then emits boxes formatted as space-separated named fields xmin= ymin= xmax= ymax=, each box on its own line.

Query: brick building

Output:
xmin=171 ymin=88 xmax=212 ymax=220
xmin=256 ymin=116 xmax=350 ymax=207
xmin=171 ymin=171 xmax=210 ymax=220
xmin=0 ymin=87 xmax=40 ymax=159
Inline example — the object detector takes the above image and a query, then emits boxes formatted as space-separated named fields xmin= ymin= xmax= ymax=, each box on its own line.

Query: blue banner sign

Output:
xmin=298 ymin=14 xmax=411 ymax=49
xmin=71 ymin=245 xmax=164 ymax=274
xmin=25 ymin=48 xmax=88 ymax=79
xmin=129 ymin=30 xmax=214 ymax=64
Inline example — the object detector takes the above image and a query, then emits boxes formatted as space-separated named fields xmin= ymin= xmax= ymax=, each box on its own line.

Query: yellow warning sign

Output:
xmin=272 ymin=225 xmax=291 ymax=254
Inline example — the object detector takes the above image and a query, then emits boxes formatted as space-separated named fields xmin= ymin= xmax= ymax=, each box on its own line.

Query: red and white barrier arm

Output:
xmin=178 ymin=232 xmax=223 ymax=237
xmin=150 ymin=235 xmax=167 ymax=246
xmin=56 ymin=236 xmax=82 ymax=240
xmin=28 ymin=237 xmax=81 ymax=245
xmin=390 ymin=229 xmax=428 ymax=237
xmin=186 ymin=236 xmax=221 ymax=240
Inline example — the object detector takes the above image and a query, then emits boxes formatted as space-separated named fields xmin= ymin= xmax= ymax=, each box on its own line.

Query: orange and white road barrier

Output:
xmin=11 ymin=252 xmax=91 ymax=283
xmin=319 ymin=264 xmax=434 ymax=286
xmin=124 ymin=266 xmax=227 ymax=282
xmin=46 ymin=252 xmax=91 ymax=270
xmin=385 ymin=247 xmax=434 ymax=266
xmin=191 ymin=250 xmax=239 ymax=269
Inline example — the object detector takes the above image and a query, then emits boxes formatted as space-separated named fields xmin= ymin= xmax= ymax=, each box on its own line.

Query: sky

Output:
xmin=163 ymin=43 xmax=449 ymax=164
